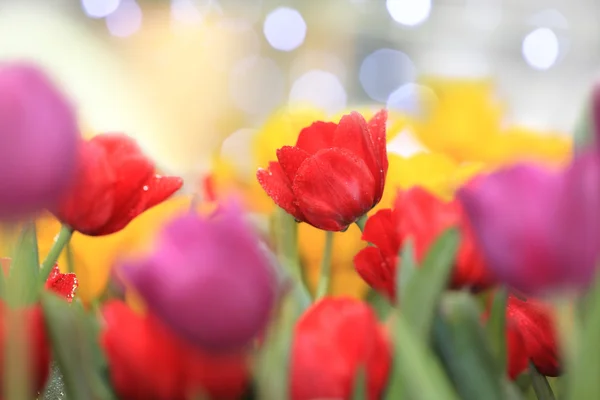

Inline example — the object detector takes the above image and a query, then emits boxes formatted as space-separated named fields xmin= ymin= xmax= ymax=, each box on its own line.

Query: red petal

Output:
xmin=507 ymin=296 xmax=560 ymax=376
xmin=333 ymin=112 xmax=384 ymax=200
xmin=395 ymin=187 xmax=458 ymax=260
xmin=55 ymin=139 xmax=117 ymax=234
xmin=354 ymin=247 xmax=396 ymax=300
xmin=276 ymin=146 xmax=310 ymax=182
xmin=292 ymin=148 xmax=376 ymax=231
xmin=257 ymin=162 xmax=305 ymax=221
xmin=507 ymin=322 xmax=529 ymax=379
xmin=45 ymin=265 xmax=78 ymax=302
xmin=296 ymin=121 xmax=337 ymax=154
xmin=362 ymin=209 xmax=401 ymax=259
xmin=367 ymin=109 xmax=388 ymax=185
xmin=93 ymin=135 xmax=155 ymax=214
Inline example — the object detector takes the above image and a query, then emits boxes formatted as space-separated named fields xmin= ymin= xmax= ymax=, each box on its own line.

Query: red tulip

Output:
xmin=0 ymin=304 xmax=50 ymax=397
xmin=507 ymin=295 xmax=560 ymax=376
xmin=506 ymin=321 xmax=529 ymax=379
xmin=54 ymin=133 xmax=183 ymax=236
xmin=290 ymin=298 xmax=391 ymax=400
xmin=0 ymin=258 xmax=77 ymax=302
xmin=354 ymin=187 xmax=496 ymax=300
xmin=257 ymin=110 xmax=388 ymax=231
xmin=100 ymin=301 xmax=249 ymax=400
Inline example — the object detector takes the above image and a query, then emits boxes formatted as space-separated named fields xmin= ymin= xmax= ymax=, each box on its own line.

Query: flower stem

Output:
xmin=529 ymin=363 xmax=556 ymax=400
xmin=315 ymin=231 xmax=334 ymax=300
xmin=355 ymin=214 xmax=368 ymax=232
xmin=39 ymin=225 xmax=73 ymax=283
xmin=275 ymin=209 xmax=311 ymax=310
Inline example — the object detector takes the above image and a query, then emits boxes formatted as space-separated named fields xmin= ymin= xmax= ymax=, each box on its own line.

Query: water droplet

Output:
xmin=142 ymin=185 xmax=149 ymax=191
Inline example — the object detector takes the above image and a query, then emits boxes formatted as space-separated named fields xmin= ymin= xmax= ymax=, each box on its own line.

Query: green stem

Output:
xmin=315 ymin=231 xmax=334 ymax=300
xmin=529 ymin=363 xmax=556 ymax=400
xmin=39 ymin=225 xmax=73 ymax=283
xmin=355 ymin=214 xmax=368 ymax=232
xmin=275 ymin=209 xmax=311 ymax=310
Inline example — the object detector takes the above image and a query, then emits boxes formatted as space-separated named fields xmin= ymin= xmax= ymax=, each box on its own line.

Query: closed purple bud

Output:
xmin=459 ymin=157 xmax=600 ymax=295
xmin=0 ymin=63 xmax=79 ymax=218
xmin=121 ymin=198 xmax=278 ymax=353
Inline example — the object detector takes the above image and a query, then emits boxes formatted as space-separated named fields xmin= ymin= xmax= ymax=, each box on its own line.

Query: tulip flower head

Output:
xmin=458 ymin=153 xmax=600 ymax=295
xmin=0 ymin=63 xmax=78 ymax=218
xmin=121 ymin=199 xmax=278 ymax=353
xmin=354 ymin=187 xmax=495 ymax=300
xmin=54 ymin=133 xmax=183 ymax=236
xmin=290 ymin=297 xmax=391 ymax=400
xmin=257 ymin=110 xmax=388 ymax=231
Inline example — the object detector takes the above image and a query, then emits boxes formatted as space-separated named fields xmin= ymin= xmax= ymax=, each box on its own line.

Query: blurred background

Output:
xmin=1 ymin=0 xmax=597 ymax=183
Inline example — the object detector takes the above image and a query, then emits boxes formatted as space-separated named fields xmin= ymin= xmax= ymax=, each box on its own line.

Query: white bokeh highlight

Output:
xmin=386 ymin=0 xmax=432 ymax=27
xmin=81 ymin=0 xmax=120 ymax=18
xmin=387 ymin=83 xmax=436 ymax=117
xmin=289 ymin=69 xmax=347 ymax=114
xmin=522 ymin=28 xmax=560 ymax=70
xmin=106 ymin=0 xmax=142 ymax=37
xmin=263 ymin=7 xmax=307 ymax=51
xmin=170 ymin=0 xmax=203 ymax=24
xmin=359 ymin=48 xmax=416 ymax=102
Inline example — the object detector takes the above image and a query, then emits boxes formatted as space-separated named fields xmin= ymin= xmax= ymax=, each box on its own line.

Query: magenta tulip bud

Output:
xmin=458 ymin=154 xmax=600 ymax=295
xmin=120 ymin=199 xmax=278 ymax=353
xmin=0 ymin=63 xmax=79 ymax=218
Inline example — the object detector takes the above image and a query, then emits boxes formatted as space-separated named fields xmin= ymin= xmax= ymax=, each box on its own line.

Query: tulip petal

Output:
xmin=354 ymin=246 xmax=396 ymax=300
xmin=276 ymin=146 xmax=310 ymax=182
xmin=507 ymin=296 xmax=560 ymax=376
xmin=292 ymin=148 xmax=376 ymax=231
xmin=257 ymin=162 xmax=305 ymax=221
xmin=334 ymin=112 xmax=384 ymax=199
xmin=367 ymin=109 xmax=389 ymax=179
xmin=362 ymin=209 xmax=400 ymax=259
xmin=55 ymin=141 xmax=117 ymax=234
xmin=458 ymin=164 xmax=562 ymax=295
xmin=296 ymin=121 xmax=337 ymax=154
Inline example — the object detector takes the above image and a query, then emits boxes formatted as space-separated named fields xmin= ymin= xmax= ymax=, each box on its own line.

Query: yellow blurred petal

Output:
xmin=412 ymin=78 xmax=503 ymax=160
xmin=479 ymin=127 xmax=573 ymax=167
xmin=304 ymin=263 xmax=369 ymax=299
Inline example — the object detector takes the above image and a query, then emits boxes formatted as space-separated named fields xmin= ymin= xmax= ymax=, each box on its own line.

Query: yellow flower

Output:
xmin=411 ymin=78 xmax=573 ymax=165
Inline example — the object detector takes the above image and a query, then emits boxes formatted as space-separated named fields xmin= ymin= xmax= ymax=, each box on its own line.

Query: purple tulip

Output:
xmin=121 ymin=199 xmax=278 ymax=353
xmin=0 ymin=63 xmax=79 ymax=218
xmin=458 ymin=154 xmax=600 ymax=295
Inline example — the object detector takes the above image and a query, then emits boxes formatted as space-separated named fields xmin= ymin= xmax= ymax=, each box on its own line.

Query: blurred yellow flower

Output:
xmin=411 ymin=78 xmax=573 ymax=165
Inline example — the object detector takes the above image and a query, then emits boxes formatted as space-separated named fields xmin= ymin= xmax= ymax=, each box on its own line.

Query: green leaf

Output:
xmin=8 ymin=222 xmax=40 ymax=306
xmin=255 ymin=293 xmax=300 ymax=400
xmin=351 ymin=366 xmax=367 ymax=400
xmin=397 ymin=238 xmax=417 ymax=305
xmin=401 ymin=228 xmax=460 ymax=338
xmin=564 ymin=270 xmax=600 ymax=400
xmin=365 ymin=289 xmax=393 ymax=321
xmin=40 ymin=293 xmax=116 ymax=400
xmin=385 ymin=312 xmax=459 ymax=400
xmin=573 ymin=101 xmax=594 ymax=150
xmin=529 ymin=363 xmax=556 ymax=400
xmin=433 ymin=292 xmax=504 ymax=400
xmin=486 ymin=287 xmax=508 ymax=374
xmin=40 ymin=362 xmax=69 ymax=400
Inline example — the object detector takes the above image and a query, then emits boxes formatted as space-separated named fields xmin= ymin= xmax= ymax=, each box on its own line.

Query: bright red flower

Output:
xmin=290 ymin=298 xmax=391 ymax=400
xmin=100 ymin=301 xmax=249 ymax=400
xmin=506 ymin=321 xmax=529 ymax=379
xmin=0 ymin=258 xmax=78 ymax=302
xmin=44 ymin=265 xmax=78 ymax=302
xmin=0 ymin=304 xmax=50 ymax=398
xmin=257 ymin=110 xmax=388 ymax=231
xmin=354 ymin=187 xmax=496 ymax=300
xmin=54 ymin=133 xmax=183 ymax=236
xmin=506 ymin=295 xmax=560 ymax=377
